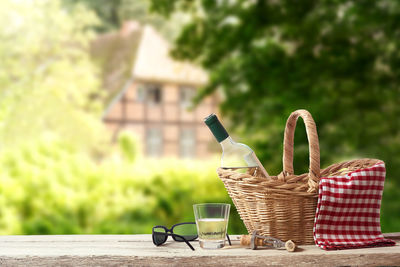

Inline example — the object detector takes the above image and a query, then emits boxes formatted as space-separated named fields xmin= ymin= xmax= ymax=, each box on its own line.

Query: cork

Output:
xmin=240 ymin=235 xmax=264 ymax=247
xmin=285 ymin=240 xmax=296 ymax=252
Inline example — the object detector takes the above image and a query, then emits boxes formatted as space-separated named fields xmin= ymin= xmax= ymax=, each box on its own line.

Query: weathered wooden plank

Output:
xmin=0 ymin=235 xmax=398 ymax=266
xmin=384 ymin=232 xmax=400 ymax=239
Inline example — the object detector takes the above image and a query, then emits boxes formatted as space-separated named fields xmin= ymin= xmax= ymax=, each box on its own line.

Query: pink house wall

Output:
xmin=103 ymin=81 xmax=218 ymax=158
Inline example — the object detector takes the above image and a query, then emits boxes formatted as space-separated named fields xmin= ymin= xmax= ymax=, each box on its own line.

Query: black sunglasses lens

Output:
xmin=172 ymin=234 xmax=185 ymax=242
xmin=172 ymin=223 xmax=197 ymax=241
xmin=153 ymin=228 xmax=167 ymax=245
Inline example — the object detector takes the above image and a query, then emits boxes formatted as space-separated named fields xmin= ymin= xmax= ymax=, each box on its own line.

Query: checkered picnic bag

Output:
xmin=314 ymin=160 xmax=396 ymax=250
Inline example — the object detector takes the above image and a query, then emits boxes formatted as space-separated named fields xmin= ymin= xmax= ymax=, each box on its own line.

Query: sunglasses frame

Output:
xmin=152 ymin=222 xmax=232 ymax=251
xmin=152 ymin=222 xmax=197 ymax=250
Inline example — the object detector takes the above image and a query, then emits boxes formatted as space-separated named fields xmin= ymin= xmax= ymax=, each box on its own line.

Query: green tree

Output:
xmin=64 ymin=0 xmax=183 ymax=40
xmin=151 ymin=0 xmax=400 ymax=231
xmin=0 ymin=0 xmax=107 ymax=152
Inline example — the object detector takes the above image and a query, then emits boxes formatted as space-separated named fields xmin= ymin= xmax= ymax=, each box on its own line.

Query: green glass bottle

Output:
xmin=204 ymin=114 xmax=269 ymax=177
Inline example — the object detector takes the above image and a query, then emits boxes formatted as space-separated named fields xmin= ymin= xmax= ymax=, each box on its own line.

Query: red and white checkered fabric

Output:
xmin=313 ymin=161 xmax=395 ymax=250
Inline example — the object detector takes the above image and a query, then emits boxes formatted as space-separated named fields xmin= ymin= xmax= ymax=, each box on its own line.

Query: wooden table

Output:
xmin=0 ymin=234 xmax=399 ymax=266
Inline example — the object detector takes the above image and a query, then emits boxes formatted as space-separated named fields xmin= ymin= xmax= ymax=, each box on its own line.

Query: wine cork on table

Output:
xmin=284 ymin=240 xmax=296 ymax=252
xmin=240 ymin=234 xmax=264 ymax=248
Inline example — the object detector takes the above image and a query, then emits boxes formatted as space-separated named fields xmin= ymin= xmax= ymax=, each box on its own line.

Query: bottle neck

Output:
xmin=220 ymin=136 xmax=234 ymax=146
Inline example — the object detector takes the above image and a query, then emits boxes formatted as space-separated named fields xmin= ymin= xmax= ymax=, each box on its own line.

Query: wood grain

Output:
xmin=0 ymin=234 xmax=398 ymax=266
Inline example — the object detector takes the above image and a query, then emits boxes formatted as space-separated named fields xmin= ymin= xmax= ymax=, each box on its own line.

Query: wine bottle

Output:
xmin=204 ymin=114 xmax=269 ymax=177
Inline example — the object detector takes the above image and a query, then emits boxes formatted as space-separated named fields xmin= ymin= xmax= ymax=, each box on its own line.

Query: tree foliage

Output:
xmin=64 ymin=0 xmax=183 ymax=39
xmin=0 ymin=0 xmax=107 ymax=152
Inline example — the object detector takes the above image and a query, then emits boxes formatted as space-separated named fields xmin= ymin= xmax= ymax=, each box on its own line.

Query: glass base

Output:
xmin=199 ymin=240 xmax=225 ymax=249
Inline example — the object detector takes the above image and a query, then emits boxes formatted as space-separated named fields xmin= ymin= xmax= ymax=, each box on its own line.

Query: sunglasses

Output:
xmin=152 ymin=222 xmax=231 ymax=251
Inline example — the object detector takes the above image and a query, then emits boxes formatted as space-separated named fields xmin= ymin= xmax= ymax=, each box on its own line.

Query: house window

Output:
xmin=137 ymin=85 xmax=146 ymax=102
xmin=148 ymin=86 xmax=162 ymax=104
xmin=146 ymin=128 xmax=163 ymax=157
xmin=180 ymin=128 xmax=196 ymax=158
xmin=180 ymin=86 xmax=196 ymax=109
xmin=137 ymin=84 xmax=162 ymax=104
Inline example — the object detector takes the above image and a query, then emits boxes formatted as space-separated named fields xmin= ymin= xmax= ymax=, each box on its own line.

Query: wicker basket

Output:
xmin=217 ymin=109 xmax=381 ymax=245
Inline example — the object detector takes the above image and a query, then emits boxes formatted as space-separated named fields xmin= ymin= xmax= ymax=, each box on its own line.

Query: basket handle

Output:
xmin=282 ymin=109 xmax=320 ymax=192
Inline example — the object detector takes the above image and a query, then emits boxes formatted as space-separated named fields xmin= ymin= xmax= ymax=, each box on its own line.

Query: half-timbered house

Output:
xmin=93 ymin=21 xmax=218 ymax=158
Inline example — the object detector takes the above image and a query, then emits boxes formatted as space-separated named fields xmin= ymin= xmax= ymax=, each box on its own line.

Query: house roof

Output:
xmin=91 ymin=22 xmax=142 ymax=99
xmin=96 ymin=21 xmax=208 ymax=119
xmin=132 ymin=25 xmax=208 ymax=86
xmin=92 ymin=21 xmax=208 ymax=98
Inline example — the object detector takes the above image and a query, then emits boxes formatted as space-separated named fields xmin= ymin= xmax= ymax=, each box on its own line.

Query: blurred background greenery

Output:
xmin=0 ymin=0 xmax=399 ymax=235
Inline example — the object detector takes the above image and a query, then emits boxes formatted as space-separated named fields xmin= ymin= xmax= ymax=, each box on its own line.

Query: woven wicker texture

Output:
xmin=217 ymin=109 xmax=380 ymax=245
